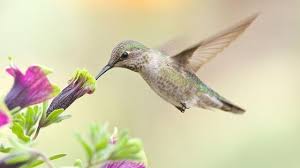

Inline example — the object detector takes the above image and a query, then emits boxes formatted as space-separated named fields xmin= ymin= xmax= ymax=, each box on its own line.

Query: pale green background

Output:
xmin=0 ymin=0 xmax=300 ymax=167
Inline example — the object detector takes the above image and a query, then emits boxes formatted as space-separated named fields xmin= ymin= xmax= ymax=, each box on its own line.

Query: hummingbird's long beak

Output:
xmin=95 ymin=64 xmax=112 ymax=80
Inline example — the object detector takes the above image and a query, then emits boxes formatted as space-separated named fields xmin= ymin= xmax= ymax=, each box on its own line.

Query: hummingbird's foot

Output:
xmin=176 ymin=103 xmax=187 ymax=113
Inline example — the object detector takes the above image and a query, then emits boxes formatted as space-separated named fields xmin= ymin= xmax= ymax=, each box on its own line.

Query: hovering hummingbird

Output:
xmin=96 ymin=14 xmax=258 ymax=114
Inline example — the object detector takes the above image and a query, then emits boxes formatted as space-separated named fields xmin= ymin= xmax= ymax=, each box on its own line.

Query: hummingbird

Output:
xmin=96 ymin=14 xmax=258 ymax=114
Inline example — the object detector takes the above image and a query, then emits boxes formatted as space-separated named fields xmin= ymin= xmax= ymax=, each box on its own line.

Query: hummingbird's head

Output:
xmin=96 ymin=40 xmax=149 ymax=80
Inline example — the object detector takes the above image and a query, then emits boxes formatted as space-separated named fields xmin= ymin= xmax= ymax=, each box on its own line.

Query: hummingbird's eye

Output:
xmin=121 ymin=52 xmax=129 ymax=59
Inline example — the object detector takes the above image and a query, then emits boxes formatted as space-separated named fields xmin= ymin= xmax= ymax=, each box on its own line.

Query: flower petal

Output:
xmin=5 ymin=65 xmax=59 ymax=110
xmin=101 ymin=160 xmax=145 ymax=168
xmin=0 ymin=109 xmax=10 ymax=128
xmin=46 ymin=69 xmax=96 ymax=114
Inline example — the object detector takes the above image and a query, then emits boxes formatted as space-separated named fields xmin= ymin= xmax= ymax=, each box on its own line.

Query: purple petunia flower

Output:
xmin=4 ymin=65 xmax=59 ymax=110
xmin=101 ymin=160 xmax=145 ymax=168
xmin=0 ymin=109 xmax=10 ymax=128
xmin=46 ymin=69 xmax=96 ymax=114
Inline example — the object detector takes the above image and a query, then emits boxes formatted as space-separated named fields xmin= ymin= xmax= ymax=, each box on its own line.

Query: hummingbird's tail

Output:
xmin=197 ymin=92 xmax=245 ymax=114
xmin=218 ymin=98 xmax=245 ymax=114
xmin=195 ymin=82 xmax=245 ymax=114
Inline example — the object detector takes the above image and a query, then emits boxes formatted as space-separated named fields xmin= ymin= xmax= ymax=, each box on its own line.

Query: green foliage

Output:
xmin=76 ymin=123 xmax=147 ymax=167
xmin=11 ymin=122 xmax=31 ymax=142
xmin=37 ymin=102 xmax=71 ymax=130
xmin=2 ymin=102 xmax=147 ymax=168
xmin=0 ymin=144 xmax=12 ymax=153
xmin=0 ymin=136 xmax=67 ymax=168
xmin=110 ymin=134 xmax=144 ymax=161
xmin=10 ymin=103 xmax=71 ymax=142
xmin=39 ymin=109 xmax=71 ymax=128
xmin=4 ymin=152 xmax=35 ymax=165
xmin=11 ymin=106 xmax=41 ymax=142
xmin=0 ymin=65 xmax=148 ymax=168
xmin=26 ymin=154 xmax=67 ymax=168
xmin=0 ymin=101 xmax=71 ymax=168
xmin=73 ymin=159 xmax=84 ymax=168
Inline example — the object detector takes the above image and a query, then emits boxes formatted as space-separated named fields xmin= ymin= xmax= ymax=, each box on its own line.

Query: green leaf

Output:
xmin=49 ymin=153 xmax=67 ymax=160
xmin=13 ymin=113 xmax=25 ymax=126
xmin=40 ymin=102 xmax=48 ymax=124
xmin=28 ymin=127 xmax=36 ymax=136
xmin=27 ymin=153 xmax=67 ymax=168
xmin=11 ymin=122 xmax=30 ymax=142
xmin=51 ymin=114 xmax=72 ymax=124
xmin=24 ymin=107 xmax=39 ymax=132
xmin=0 ymin=144 xmax=12 ymax=153
xmin=126 ymin=139 xmax=143 ymax=153
xmin=31 ymin=106 xmax=41 ymax=125
xmin=74 ymin=159 xmax=83 ymax=168
xmin=33 ymin=106 xmax=39 ymax=115
xmin=43 ymin=109 xmax=64 ymax=126
xmin=95 ymin=137 xmax=108 ymax=152
xmin=90 ymin=124 xmax=100 ymax=145
xmin=46 ymin=109 xmax=64 ymax=121
xmin=111 ymin=146 xmax=140 ymax=160
xmin=115 ymin=130 xmax=129 ymax=149
xmin=76 ymin=123 xmax=147 ymax=166
xmin=27 ymin=159 xmax=44 ymax=168
xmin=10 ymin=107 xmax=21 ymax=115
xmin=76 ymin=134 xmax=93 ymax=160
xmin=4 ymin=153 xmax=32 ymax=165
xmin=42 ymin=101 xmax=48 ymax=114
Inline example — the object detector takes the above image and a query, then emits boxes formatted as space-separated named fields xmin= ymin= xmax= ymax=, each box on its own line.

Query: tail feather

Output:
xmin=197 ymin=93 xmax=245 ymax=114
xmin=219 ymin=99 xmax=245 ymax=114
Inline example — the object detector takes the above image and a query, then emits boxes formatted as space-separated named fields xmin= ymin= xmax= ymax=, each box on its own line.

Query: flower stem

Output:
xmin=33 ymin=127 xmax=41 ymax=140
xmin=30 ymin=150 xmax=54 ymax=168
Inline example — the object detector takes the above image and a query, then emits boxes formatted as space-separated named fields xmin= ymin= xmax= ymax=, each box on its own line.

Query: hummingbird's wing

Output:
xmin=158 ymin=14 xmax=258 ymax=73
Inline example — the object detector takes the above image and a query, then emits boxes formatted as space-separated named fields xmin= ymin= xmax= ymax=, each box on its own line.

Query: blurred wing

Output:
xmin=158 ymin=14 xmax=258 ymax=72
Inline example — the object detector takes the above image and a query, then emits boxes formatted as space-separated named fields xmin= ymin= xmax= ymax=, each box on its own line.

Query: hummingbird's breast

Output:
xmin=140 ymin=51 xmax=205 ymax=108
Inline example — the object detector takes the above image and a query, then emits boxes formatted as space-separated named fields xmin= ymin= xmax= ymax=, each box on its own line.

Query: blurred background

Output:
xmin=0 ymin=0 xmax=300 ymax=167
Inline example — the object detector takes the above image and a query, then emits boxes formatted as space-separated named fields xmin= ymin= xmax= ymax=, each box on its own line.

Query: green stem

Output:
xmin=30 ymin=150 xmax=54 ymax=168
xmin=86 ymin=162 xmax=102 ymax=168
xmin=33 ymin=127 xmax=41 ymax=140
xmin=85 ymin=157 xmax=104 ymax=168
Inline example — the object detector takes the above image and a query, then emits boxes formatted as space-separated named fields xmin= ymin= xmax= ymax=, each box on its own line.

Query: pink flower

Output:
xmin=0 ymin=109 xmax=10 ymax=128
xmin=101 ymin=160 xmax=145 ymax=168
xmin=5 ymin=65 xmax=59 ymax=110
